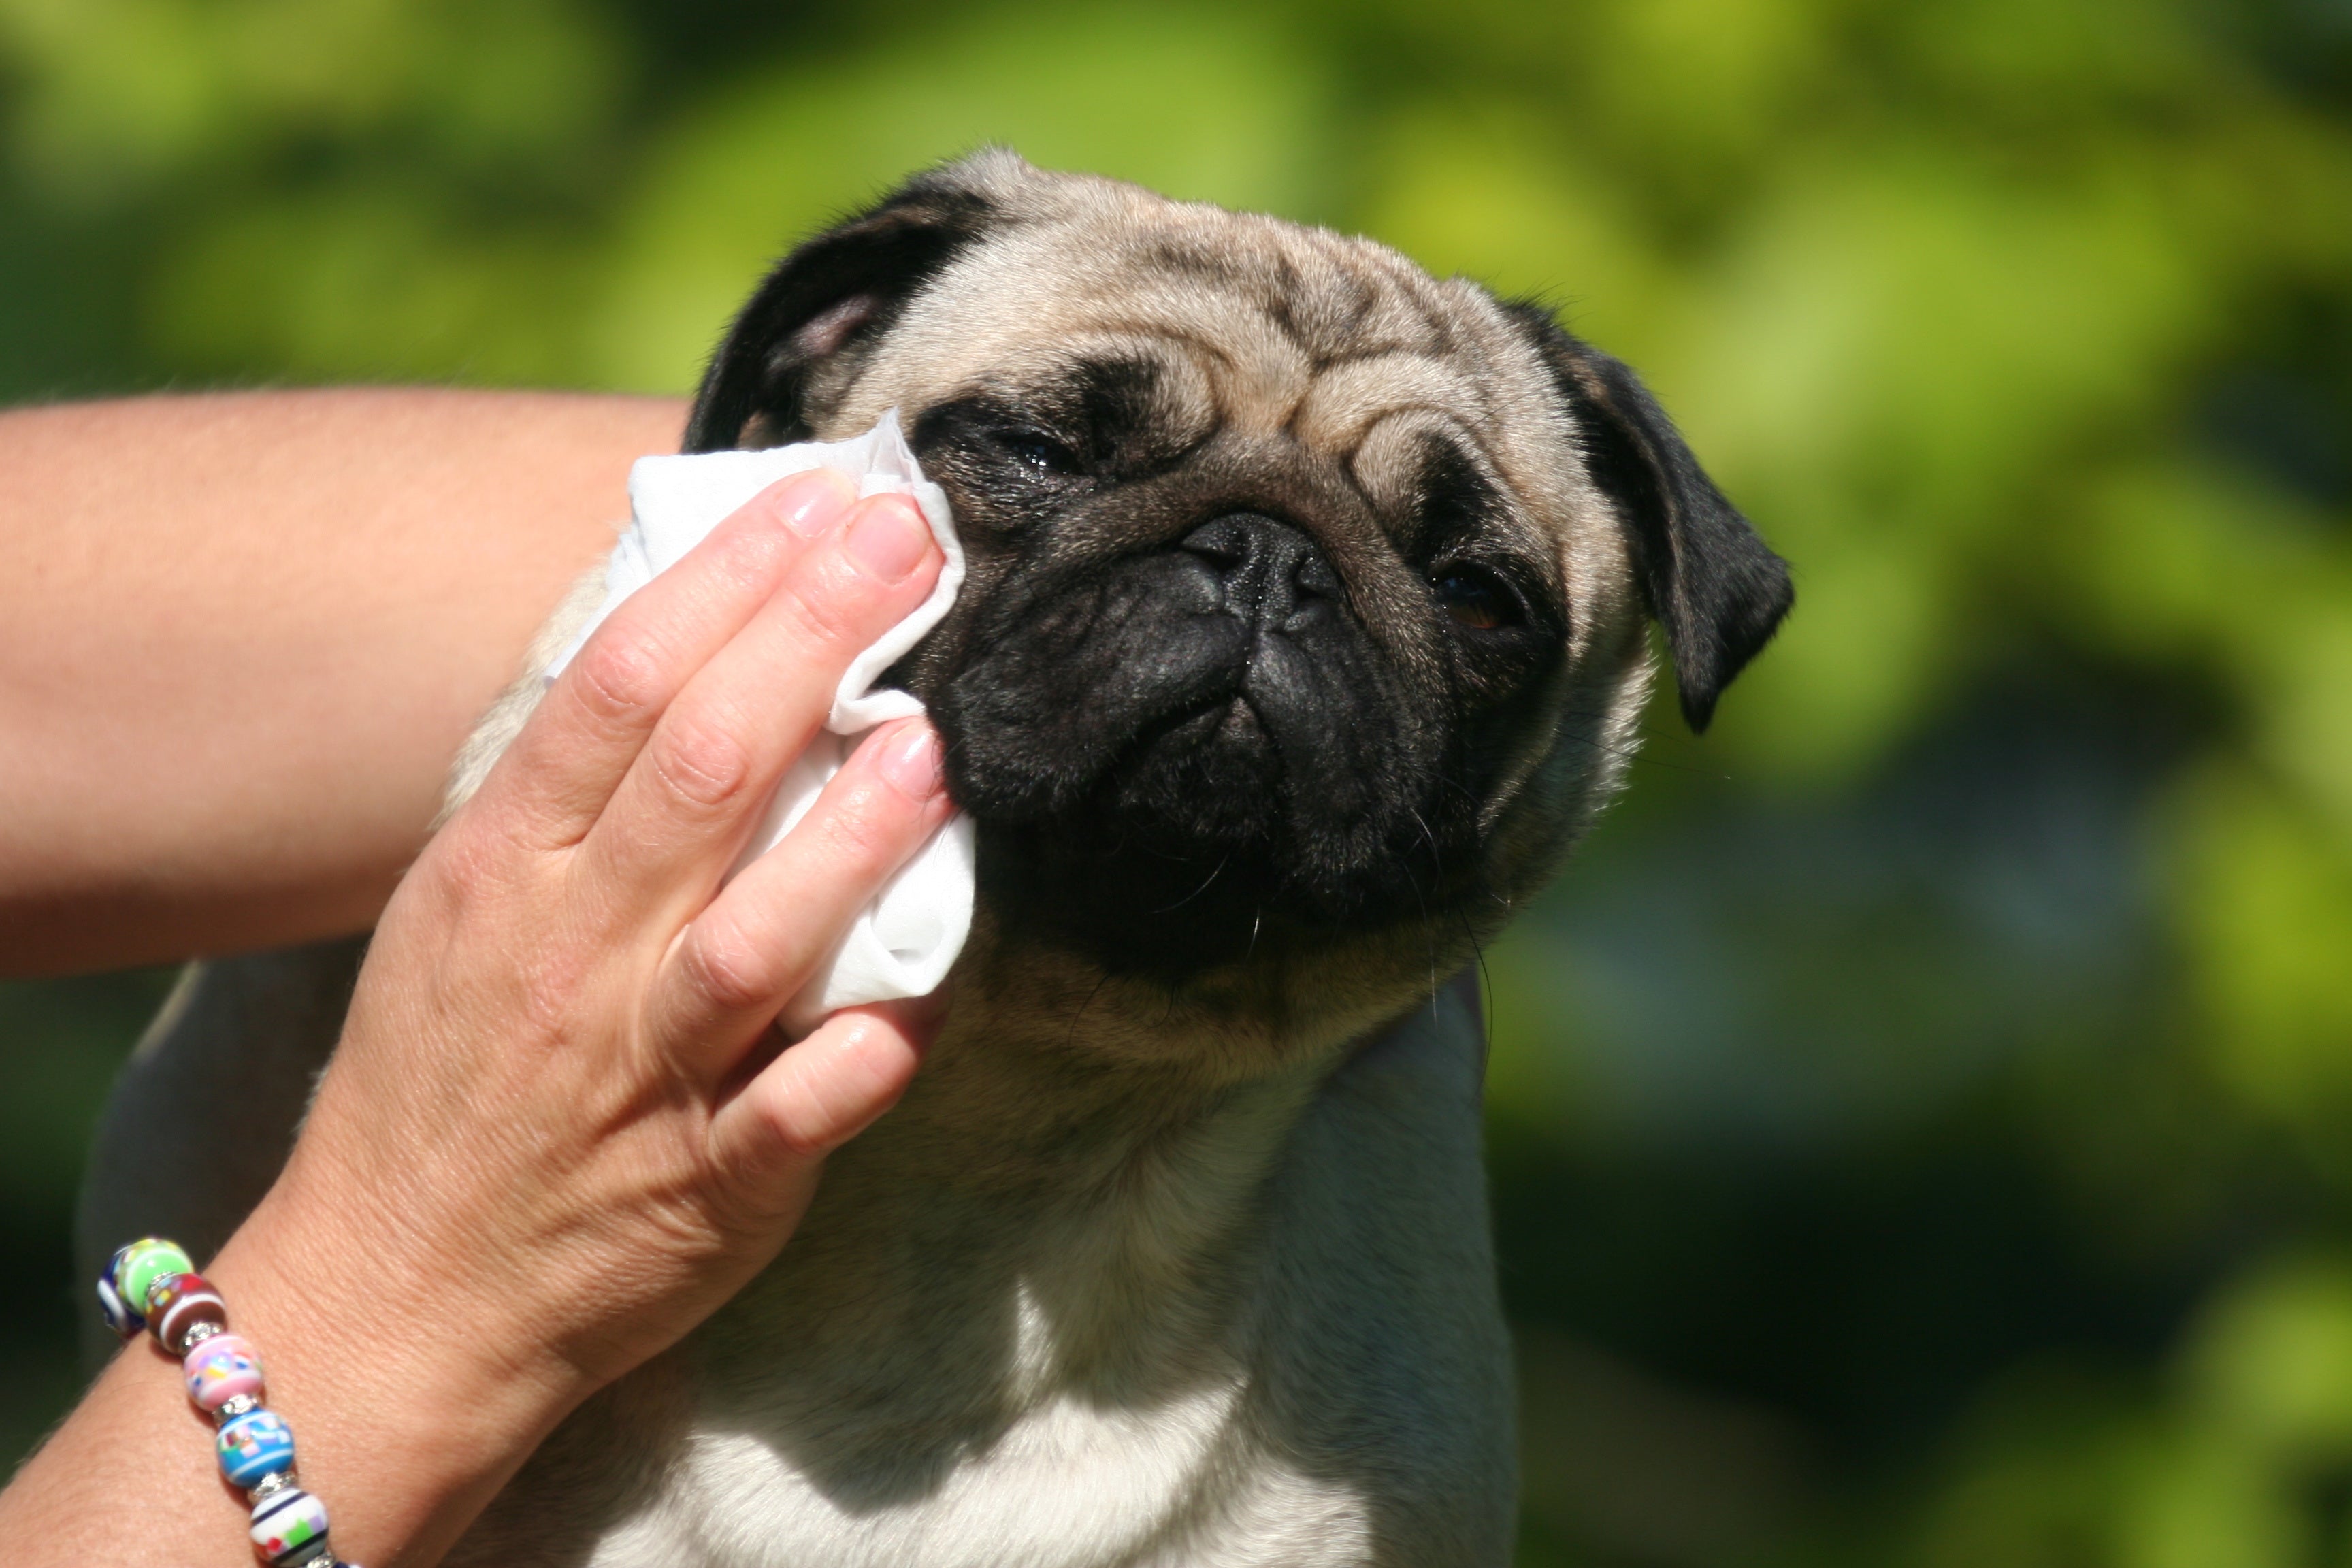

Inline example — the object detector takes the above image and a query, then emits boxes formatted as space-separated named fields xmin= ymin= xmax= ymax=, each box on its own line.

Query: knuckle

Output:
xmin=572 ymin=632 xmax=669 ymax=724
xmin=681 ymin=921 xmax=778 ymax=1017
xmin=760 ymin=1088 xmax=836 ymax=1164
xmin=707 ymin=520 xmax=793 ymax=590
xmin=432 ymin=819 xmax=510 ymax=895
xmin=646 ymin=708 xmax=753 ymax=809
xmin=776 ymin=561 xmax=878 ymax=651
xmin=813 ymin=779 xmax=904 ymax=872
xmin=422 ymin=810 xmax=549 ymax=913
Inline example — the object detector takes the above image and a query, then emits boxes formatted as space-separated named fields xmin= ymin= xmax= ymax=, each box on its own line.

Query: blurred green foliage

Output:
xmin=2 ymin=1 xmax=2349 ymax=1561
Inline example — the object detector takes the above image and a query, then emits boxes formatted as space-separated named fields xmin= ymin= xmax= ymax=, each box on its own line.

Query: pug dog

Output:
xmin=78 ymin=150 xmax=1791 ymax=1566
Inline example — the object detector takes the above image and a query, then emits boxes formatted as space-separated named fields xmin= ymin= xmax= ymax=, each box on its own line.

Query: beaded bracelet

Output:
xmin=97 ymin=1237 xmax=359 ymax=1568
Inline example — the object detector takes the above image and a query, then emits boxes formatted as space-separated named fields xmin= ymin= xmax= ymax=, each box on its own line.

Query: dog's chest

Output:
xmin=527 ymin=1260 xmax=1378 ymax=1568
xmin=476 ymin=1079 xmax=1388 ymax=1568
xmin=585 ymin=1363 xmax=1371 ymax=1568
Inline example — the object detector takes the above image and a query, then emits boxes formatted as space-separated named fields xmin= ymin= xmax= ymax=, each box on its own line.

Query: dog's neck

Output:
xmin=708 ymin=919 xmax=1417 ymax=1404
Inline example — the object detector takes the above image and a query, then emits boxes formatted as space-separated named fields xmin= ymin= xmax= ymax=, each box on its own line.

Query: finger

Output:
xmin=474 ymin=468 xmax=858 ymax=852
xmin=578 ymin=493 xmax=941 ymax=914
xmin=648 ymin=719 xmax=951 ymax=1074
xmin=706 ymin=998 xmax=941 ymax=1202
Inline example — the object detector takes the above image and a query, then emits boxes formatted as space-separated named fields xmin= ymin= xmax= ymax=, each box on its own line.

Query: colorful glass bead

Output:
xmin=216 ymin=1408 xmax=297 ymax=1488
xmin=249 ymin=1484 xmax=331 ymax=1565
xmin=114 ymin=1237 xmax=194 ymax=1318
xmin=146 ymin=1271 xmax=229 ymax=1354
xmin=95 ymin=1256 xmax=144 ymax=1339
xmin=183 ymin=1331 xmax=265 ymax=1412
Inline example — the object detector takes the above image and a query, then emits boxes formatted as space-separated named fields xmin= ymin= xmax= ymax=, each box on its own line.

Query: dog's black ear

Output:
xmin=683 ymin=165 xmax=1001 ymax=453
xmin=1507 ymin=304 xmax=1795 ymax=732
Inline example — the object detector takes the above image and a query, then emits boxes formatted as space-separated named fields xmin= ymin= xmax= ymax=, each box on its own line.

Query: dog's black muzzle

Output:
xmin=930 ymin=506 xmax=1450 ymax=975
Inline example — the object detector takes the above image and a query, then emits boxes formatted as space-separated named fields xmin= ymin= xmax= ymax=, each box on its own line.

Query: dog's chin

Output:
xmin=957 ymin=693 xmax=1452 ymax=983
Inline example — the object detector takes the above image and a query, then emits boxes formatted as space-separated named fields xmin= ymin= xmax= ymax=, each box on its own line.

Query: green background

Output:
xmin=5 ymin=1 xmax=2351 ymax=1562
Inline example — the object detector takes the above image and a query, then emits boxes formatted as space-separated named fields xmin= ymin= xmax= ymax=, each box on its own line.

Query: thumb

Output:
xmin=707 ymin=1000 xmax=935 ymax=1203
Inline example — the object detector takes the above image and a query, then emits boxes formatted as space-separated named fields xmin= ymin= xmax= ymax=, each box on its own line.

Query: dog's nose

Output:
xmin=1181 ymin=514 xmax=1341 ymax=630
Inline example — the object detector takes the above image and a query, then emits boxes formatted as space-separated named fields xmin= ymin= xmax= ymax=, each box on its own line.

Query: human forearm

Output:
xmin=0 ymin=389 xmax=685 ymax=975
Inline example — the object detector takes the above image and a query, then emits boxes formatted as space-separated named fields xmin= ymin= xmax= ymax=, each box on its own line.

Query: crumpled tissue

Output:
xmin=544 ymin=411 xmax=973 ymax=1032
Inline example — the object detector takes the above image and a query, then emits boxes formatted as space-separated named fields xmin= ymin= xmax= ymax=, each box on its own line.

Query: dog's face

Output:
xmin=687 ymin=152 xmax=1791 ymax=1016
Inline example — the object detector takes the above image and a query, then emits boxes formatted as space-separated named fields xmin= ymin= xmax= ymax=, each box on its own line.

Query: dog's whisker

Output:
xmin=1149 ymin=853 xmax=1230 ymax=915
xmin=1064 ymin=970 xmax=1113 ymax=1052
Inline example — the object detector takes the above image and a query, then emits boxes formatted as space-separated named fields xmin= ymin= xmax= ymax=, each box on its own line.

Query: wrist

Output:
xmin=203 ymin=1188 xmax=594 ymax=1565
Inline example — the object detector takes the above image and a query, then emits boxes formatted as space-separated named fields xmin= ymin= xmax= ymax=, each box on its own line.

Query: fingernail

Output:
xmin=774 ymin=469 xmax=858 ymax=537
xmin=844 ymin=497 xmax=932 ymax=582
xmin=875 ymin=722 xmax=944 ymax=800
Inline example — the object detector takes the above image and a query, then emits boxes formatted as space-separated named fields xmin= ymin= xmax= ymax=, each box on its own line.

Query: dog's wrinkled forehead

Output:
xmin=826 ymin=184 xmax=1599 ymax=559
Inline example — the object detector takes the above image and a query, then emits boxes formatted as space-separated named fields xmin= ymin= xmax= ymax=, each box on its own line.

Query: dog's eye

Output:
xmin=998 ymin=432 xmax=1083 ymax=476
xmin=1431 ymin=565 xmax=1522 ymax=632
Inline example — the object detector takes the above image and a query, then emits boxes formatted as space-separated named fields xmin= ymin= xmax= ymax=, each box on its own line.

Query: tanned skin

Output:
xmin=0 ymin=389 xmax=683 ymax=975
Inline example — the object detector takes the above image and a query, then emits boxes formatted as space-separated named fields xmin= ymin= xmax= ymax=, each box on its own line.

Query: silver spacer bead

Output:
xmin=246 ymin=1467 xmax=299 ymax=1502
xmin=276 ymin=1540 xmax=337 ymax=1568
xmin=178 ymin=1319 xmax=225 ymax=1354
xmin=215 ymin=1392 xmax=263 ymax=1423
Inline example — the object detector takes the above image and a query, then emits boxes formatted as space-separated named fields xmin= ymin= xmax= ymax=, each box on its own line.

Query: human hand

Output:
xmin=206 ymin=466 xmax=951 ymax=1559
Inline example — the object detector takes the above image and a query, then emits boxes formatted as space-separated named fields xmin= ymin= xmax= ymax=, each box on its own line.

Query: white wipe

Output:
xmin=544 ymin=412 xmax=973 ymax=1033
